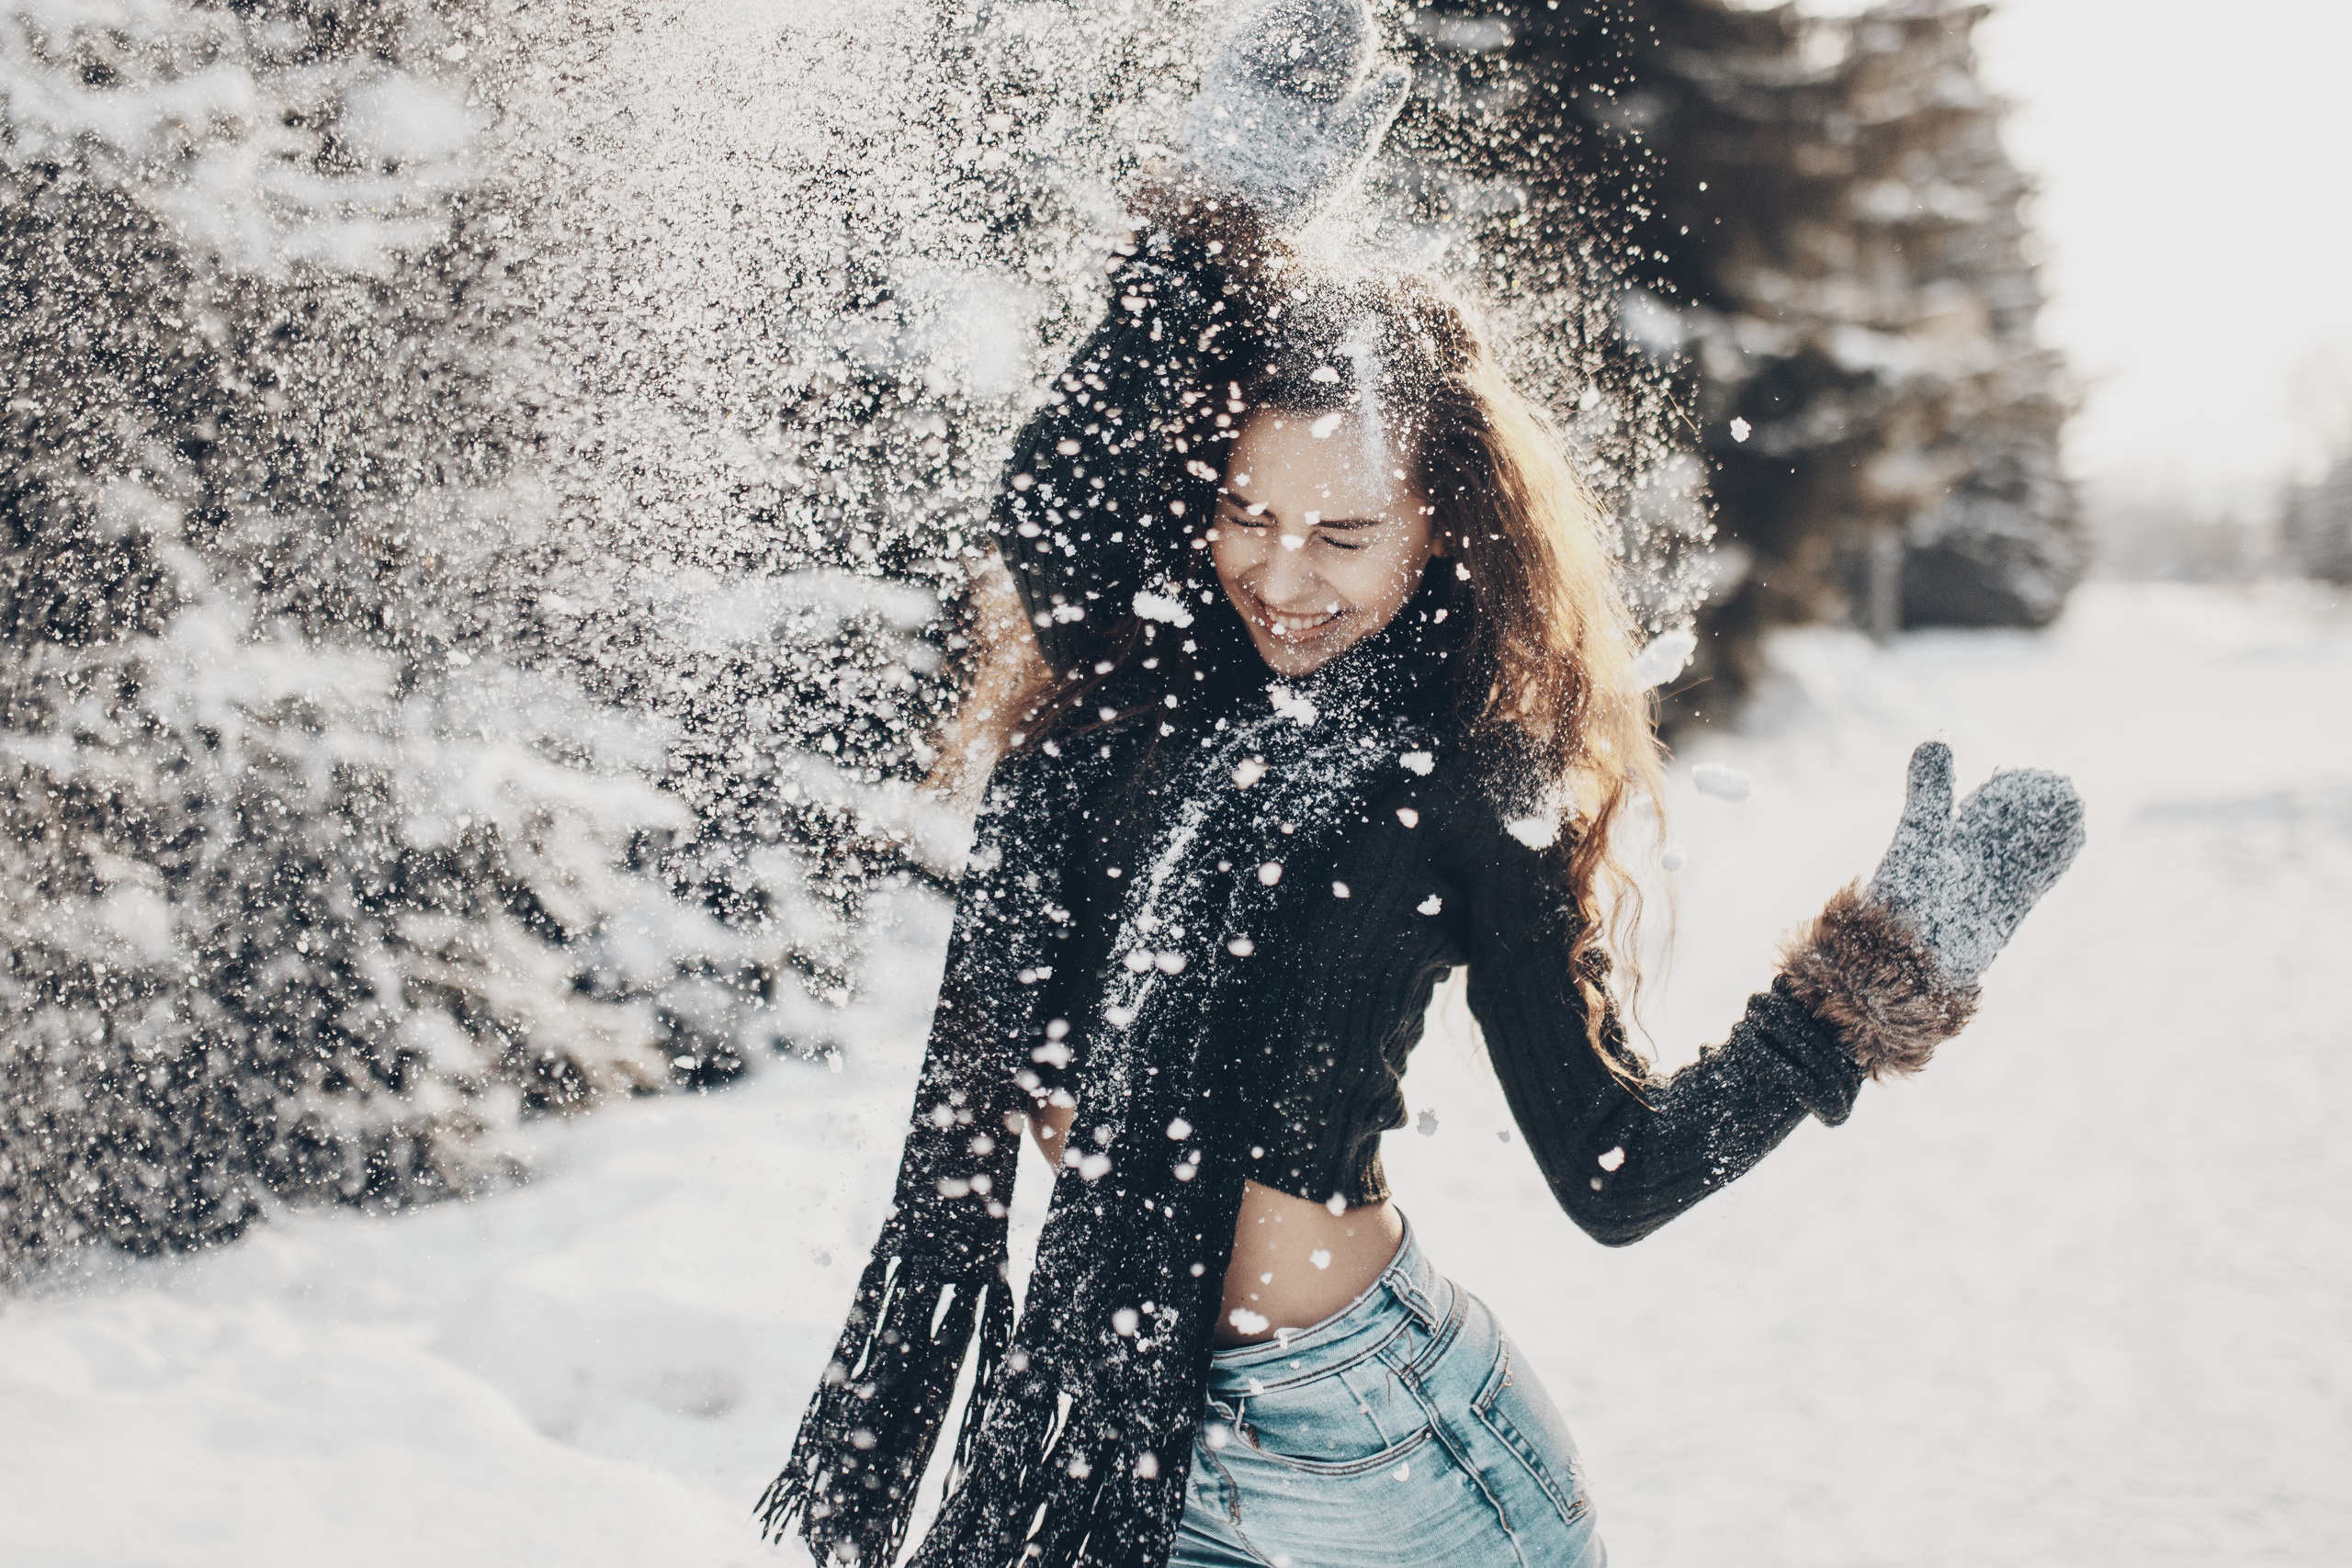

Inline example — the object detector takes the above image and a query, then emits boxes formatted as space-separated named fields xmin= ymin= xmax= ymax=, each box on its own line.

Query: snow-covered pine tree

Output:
xmin=1638 ymin=0 xmax=2078 ymax=650
xmin=1384 ymin=0 xmax=1719 ymax=647
xmin=1405 ymin=0 xmax=2079 ymax=717
xmin=0 ymin=0 xmax=763 ymax=1277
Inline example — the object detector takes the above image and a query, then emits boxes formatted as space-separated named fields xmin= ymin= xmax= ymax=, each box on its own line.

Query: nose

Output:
xmin=1251 ymin=529 xmax=1325 ymax=609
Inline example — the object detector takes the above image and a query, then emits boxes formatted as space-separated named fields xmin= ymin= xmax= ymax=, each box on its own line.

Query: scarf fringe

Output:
xmin=757 ymin=1235 xmax=1008 ymax=1564
xmin=915 ymin=1372 xmax=1179 ymax=1568
xmin=950 ymin=1269 xmax=1017 ymax=1484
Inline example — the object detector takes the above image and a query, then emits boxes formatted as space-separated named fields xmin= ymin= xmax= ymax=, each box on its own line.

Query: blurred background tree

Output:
xmin=1401 ymin=0 xmax=2082 ymax=722
xmin=2282 ymin=455 xmax=2352 ymax=584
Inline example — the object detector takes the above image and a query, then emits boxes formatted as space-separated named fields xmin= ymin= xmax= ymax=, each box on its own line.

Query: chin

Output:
xmin=1246 ymin=620 xmax=1356 ymax=677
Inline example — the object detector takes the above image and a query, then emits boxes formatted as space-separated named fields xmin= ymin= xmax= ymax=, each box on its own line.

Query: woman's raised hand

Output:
xmin=1175 ymin=0 xmax=1411 ymax=231
xmin=1867 ymin=740 xmax=2086 ymax=987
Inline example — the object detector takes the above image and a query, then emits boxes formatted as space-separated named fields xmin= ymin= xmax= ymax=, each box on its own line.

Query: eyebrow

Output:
xmin=1215 ymin=491 xmax=1396 ymax=531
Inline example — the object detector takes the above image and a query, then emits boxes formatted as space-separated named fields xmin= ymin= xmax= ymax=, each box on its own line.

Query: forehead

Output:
xmin=1225 ymin=409 xmax=1408 ymax=515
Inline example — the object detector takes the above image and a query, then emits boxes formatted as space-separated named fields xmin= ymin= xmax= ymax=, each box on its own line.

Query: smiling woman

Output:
xmin=759 ymin=3 xmax=2086 ymax=1565
xmin=1210 ymin=411 xmax=1441 ymax=677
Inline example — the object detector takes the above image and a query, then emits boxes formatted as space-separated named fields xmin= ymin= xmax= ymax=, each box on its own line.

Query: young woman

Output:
xmin=761 ymin=4 xmax=2085 ymax=1564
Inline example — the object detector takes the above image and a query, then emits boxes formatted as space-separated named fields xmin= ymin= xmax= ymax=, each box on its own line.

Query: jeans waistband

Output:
xmin=1205 ymin=1213 xmax=1452 ymax=1382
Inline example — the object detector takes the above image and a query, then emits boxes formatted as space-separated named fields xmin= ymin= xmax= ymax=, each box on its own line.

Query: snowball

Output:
xmin=1598 ymin=1145 xmax=1625 ymax=1171
xmin=1167 ymin=1118 xmax=1193 ymax=1140
xmin=1417 ymin=895 xmax=1442 ymax=915
xmin=1226 ymin=936 xmax=1255 ymax=956
xmin=1310 ymin=1249 xmax=1332 ymax=1269
xmin=1309 ymin=412 xmax=1345 ymax=438
xmin=1399 ymin=750 xmax=1435 ymax=775
xmin=1257 ymin=862 xmax=1283 ymax=886
xmin=1506 ymin=815 xmax=1560 ymax=850
xmin=1395 ymin=807 xmax=1419 ymax=827
xmin=1269 ymin=686 xmax=1318 ymax=726
xmin=1630 ymin=626 xmax=1697 ymax=690
xmin=1692 ymin=763 xmax=1752 ymax=801
xmin=1112 ymin=1307 xmax=1139 ymax=1336
xmin=1133 ymin=588 xmax=1195 ymax=627
xmin=1232 ymin=756 xmax=1268 ymax=788
xmin=1226 ymin=1309 xmax=1269 ymax=1335
xmin=1730 ymin=417 xmax=1752 ymax=442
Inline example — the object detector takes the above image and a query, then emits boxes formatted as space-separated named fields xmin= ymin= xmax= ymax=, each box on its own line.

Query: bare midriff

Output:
xmin=1029 ymin=1101 xmax=1404 ymax=1347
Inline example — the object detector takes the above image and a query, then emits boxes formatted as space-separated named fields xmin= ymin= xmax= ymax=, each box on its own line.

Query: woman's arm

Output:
xmin=1471 ymin=958 xmax=1864 ymax=1247
xmin=989 ymin=230 xmax=1241 ymax=675
xmin=1443 ymin=802 xmax=1867 ymax=1247
xmin=1445 ymin=741 xmax=2082 ymax=1247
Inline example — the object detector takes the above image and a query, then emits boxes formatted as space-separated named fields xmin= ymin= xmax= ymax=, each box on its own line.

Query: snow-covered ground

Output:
xmin=4 ymin=581 xmax=2346 ymax=1567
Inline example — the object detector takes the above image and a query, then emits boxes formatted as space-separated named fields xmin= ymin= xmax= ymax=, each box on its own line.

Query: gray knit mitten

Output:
xmin=1175 ymin=0 xmax=1411 ymax=231
xmin=1781 ymin=741 xmax=2085 ymax=1077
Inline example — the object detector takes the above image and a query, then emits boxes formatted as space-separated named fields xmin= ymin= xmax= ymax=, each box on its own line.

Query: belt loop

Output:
xmin=1383 ymin=1218 xmax=1442 ymax=1331
xmin=1382 ymin=1260 xmax=1441 ymax=1334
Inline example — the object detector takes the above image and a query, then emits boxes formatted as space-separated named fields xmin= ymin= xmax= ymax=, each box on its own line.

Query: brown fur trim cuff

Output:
xmin=1778 ymin=883 xmax=1978 ymax=1079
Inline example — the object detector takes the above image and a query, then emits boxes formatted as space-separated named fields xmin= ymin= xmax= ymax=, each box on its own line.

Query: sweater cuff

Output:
xmin=1747 ymin=983 xmax=1867 ymax=1126
xmin=1777 ymin=882 xmax=1979 ymax=1081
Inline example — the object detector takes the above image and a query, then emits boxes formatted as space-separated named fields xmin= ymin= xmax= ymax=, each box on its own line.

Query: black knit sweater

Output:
xmin=993 ymin=230 xmax=1869 ymax=1247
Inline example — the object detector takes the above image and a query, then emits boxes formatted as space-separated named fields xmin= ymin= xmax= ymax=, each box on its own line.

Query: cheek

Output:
xmin=1338 ymin=541 xmax=1435 ymax=608
xmin=1207 ymin=532 xmax=1257 ymax=586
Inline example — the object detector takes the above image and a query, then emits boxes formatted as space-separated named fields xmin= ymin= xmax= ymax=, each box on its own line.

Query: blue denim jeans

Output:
xmin=1171 ymin=1220 xmax=1607 ymax=1567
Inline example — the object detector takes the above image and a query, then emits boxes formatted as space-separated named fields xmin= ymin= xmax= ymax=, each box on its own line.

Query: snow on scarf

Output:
xmin=760 ymin=621 xmax=1448 ymax=1568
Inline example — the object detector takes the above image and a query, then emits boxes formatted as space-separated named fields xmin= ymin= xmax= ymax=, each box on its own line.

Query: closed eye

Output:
xmin=1216 ymin=499 xmax=1376 ymax=550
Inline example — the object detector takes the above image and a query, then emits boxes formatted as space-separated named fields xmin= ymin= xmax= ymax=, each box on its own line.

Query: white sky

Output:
xmin=1789 ymin=0 xmax=2352 ymax=509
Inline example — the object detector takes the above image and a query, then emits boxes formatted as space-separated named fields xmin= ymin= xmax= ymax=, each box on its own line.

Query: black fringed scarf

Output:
xmin=760 ymin=593 xmax=1457 ymax=1567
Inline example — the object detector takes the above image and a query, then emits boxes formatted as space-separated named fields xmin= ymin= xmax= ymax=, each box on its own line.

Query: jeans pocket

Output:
xmin=1231 ymin=1418 xmax=1436 ymax=1479
xmin=1219 ymin=1368 xmax=1436 ymax=1477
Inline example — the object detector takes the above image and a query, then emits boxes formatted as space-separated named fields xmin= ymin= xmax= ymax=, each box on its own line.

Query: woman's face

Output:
xmin=1208 ymin=409 xmax=1440 ymax=678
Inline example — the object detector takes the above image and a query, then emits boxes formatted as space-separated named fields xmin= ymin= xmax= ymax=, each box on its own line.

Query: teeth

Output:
xmin=1267 ymin=609 xmax=1337 ymax=637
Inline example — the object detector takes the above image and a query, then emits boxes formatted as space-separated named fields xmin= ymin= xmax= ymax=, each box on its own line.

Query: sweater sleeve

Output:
xmin=1438 ymin=779 xmax=1867 ymax=1248
xmin=989 ymin=229 xmax=1247 ymax=674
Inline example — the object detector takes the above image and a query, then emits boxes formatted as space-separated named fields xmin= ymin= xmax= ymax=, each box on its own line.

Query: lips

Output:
xmin=1234 ymin=587 xmax=1342 ymax=639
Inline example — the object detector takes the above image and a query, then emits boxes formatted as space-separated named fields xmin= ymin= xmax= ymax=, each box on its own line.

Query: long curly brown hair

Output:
xmin=938 ymin=262 xmax=1668 ymax=1070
